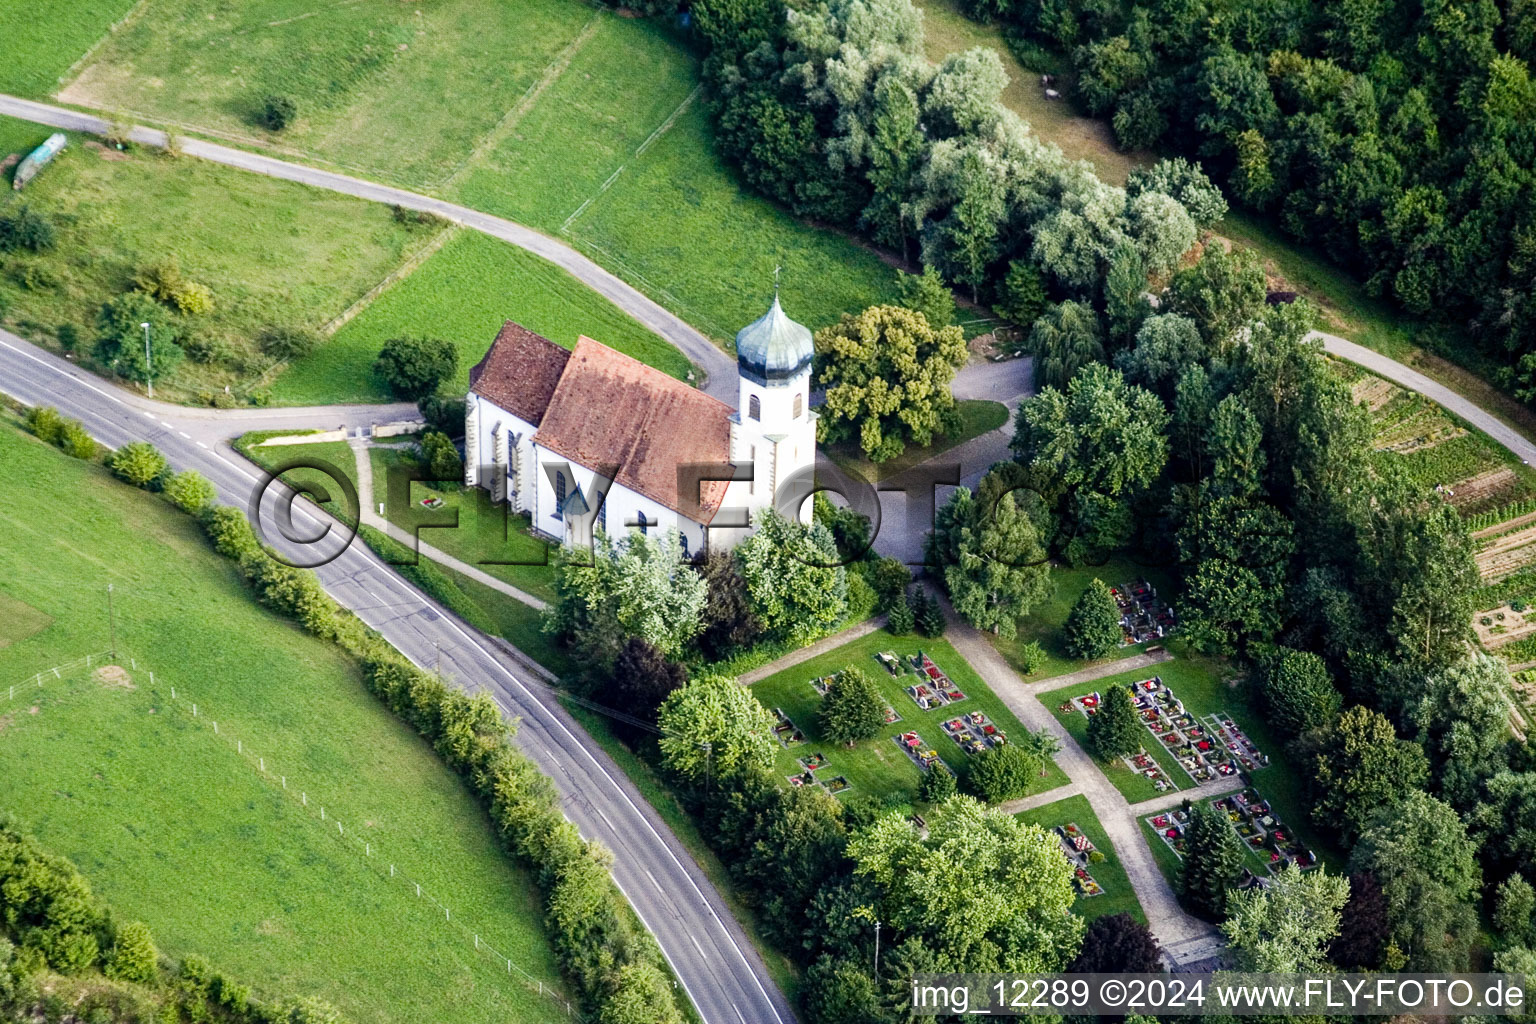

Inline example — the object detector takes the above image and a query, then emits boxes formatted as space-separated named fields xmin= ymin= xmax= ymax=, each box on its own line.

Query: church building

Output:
xmin=464 ymin=297 xmax=817 ymax=553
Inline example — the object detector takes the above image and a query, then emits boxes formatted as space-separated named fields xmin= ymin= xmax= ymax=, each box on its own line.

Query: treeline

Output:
xmin=693 ymin=0 xmax=1223 ymax=320
xmin=0 ymin=814 xmax=349 ymax=1024
xmin=955 ymin=0 xmax=1536 ymax=399
xmin=22 ymin=416 xmax=689 ymax=1024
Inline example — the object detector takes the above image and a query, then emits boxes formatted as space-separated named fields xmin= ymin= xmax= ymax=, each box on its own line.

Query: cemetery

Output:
xmin=1146 ymin=787 xmax=1319 ymax=877
xmin=1112 ymin=580 xmax=1177 ymax=646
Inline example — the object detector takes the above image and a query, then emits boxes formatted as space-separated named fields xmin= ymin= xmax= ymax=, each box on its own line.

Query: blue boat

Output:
xmin=12 ymin=133 xmax=67 ymax=191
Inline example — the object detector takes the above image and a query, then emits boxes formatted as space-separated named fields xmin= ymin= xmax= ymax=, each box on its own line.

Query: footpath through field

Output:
xmin=0 ymin=94 xmax=739 ymax=404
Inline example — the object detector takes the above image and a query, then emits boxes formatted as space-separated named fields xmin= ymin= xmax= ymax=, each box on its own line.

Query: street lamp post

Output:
xmin=140 ymin=322 xmax=153 ymax=398
xmin=874 ymin=920 xmax=881 ymax=977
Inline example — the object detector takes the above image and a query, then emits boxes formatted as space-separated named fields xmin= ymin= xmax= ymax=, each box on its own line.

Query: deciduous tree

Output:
xmin=657 ymin=675 xmax=778 ymax=786
xmin=820 ymin=666 xmax=889 ymax=745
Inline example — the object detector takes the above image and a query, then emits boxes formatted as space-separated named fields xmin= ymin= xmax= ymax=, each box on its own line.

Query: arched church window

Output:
xmin=749 ymin=394 xmax=761 ymax=421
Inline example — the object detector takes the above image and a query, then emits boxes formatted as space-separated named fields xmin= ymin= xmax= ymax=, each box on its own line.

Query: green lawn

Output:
xmin=0 ymin=117 xmax=431 ymax=403
xmin=825 ymin=398 xmax=1009 ymax=483
xmin=236 ymin=436 xmax=361 ymax=527
xmin=274 ymin=229 xmax=696 ymax=405
xmin=0 ymin=0 xmax=134 ymax=98
xmin=992 ymin=558 xmax=1175 ymax=680
xmin=0 ymin=422 xmax=566 ymax=1024
xmin=749 ymin=628 xmax=1069 ymax=805
xmin=368 ymin=445 xmax=558 ymax=604
xmin=1015 ymin=794 xmax=1146 ymax=924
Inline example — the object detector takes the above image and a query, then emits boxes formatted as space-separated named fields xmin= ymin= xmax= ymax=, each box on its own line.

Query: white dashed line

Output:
xmin=178 ymin=431 xmax=191 ymax=439
xmin=690 ymin=934 xmax=706 ymax=959
xmin=646 ymin=869 xmax=663 ymax=894
xmin=196 ymin=441 xmax=209 ymax=449
xmin=595 ymin=806 xmax=616 ymax=832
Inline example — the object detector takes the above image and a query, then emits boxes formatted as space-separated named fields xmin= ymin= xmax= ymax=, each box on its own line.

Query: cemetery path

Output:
xmin=739 ymin=616 xmax=889 ymax=684
xmin=941 ymin=606 xmax=1223 ymax=959
xmin=1015 ymin=649 xmax=1174 ymax=695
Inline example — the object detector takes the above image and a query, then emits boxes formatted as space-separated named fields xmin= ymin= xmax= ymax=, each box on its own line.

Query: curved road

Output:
xmin=0 ymin=95 xmax=740 ymax=404
xmin=0 ymin=331 xmax=795 ymax=1024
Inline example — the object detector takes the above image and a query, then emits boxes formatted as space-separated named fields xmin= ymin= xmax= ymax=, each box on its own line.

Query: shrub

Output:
xmin=24 ymin=405 xmax=67 ymax=445
xmin=95 ymin=291 xmax=184 ymax=385
xmin=1015 ymin=639 xmax=1046 ymax=675
xmin=419 ymin=430 xmax=462 ymax=482
xmin=993 ymin=259 xmax=1047 ymax=326
xmin=885 ymin=592 xmax=915 ymax=635
xmin=418 ymin=394 xmax=466 ymax=437
xmin=165 ymin=470 xmax=217 ymax=513
xmin=966 ymin=743 xmax=1040 ymax=803
xmin=917 ymin=765 xmax=957 ymax=802
xmin=868 ymin=556 xmax=912 ymax=612
xmin=172 ymin=281 xmax=214 ymax=315
xmin=896 ymin=265 xmax=954 ymax=329
xmin=374 ymin=335 xmax=459 ymax=400
xmin=1063 ymin=579 xmax=1121 ymax=659
xmin=200 ymin=504 xmax=262 ymax=560
xmin=181 ymin=331 xmax=231 ymax=364
xmin=131 ymin=258 xmax=185 ymax=304
xmin=59 ymin=422 xmax=97 ymax=459
xmin=259 ymin=94 xmax=297 ymax=131
xmin=259 ymin=325 xmax=321 ymax=361
xmin=107 ymin=441 xmax=168 ymax=488
xmin=104 ymin=921 xmax=157 ymax=986
xmin=0 ymin=205 xmax=56 ymax=252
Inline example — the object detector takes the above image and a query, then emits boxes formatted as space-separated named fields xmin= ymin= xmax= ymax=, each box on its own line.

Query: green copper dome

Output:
xmin=736 ymin=296 xmax=813 ymax=387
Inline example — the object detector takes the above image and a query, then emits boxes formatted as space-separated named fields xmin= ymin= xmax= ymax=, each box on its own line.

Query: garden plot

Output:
xmin=1053 ymin=823 xmax=1105 ymax=898
xmin=771 ymin=707 xmax=806 ymax=748
xmin=900 ymin=651 xmax=968 ymax=709
xmin=1475 ymin=522 xmax=1536 ymax=581
xmin=1146 ymin=788 xmax=1319 ymax=878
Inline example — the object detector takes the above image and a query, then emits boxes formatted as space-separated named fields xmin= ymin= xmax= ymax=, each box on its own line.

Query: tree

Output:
xmin=606 ymin=637 xmax=688 ymax=722
xmin=1126 ymin=158 xmax=1229 ymax=229
xmin=0 ymin=205 xmax=56 ymax=252
xmin=1086 ymin=683 xmax=1141 ymax=759
xmin=1206 ymin=395 xmax=1266 ymax=498
xmin=922 ymin=144 xmax=1005 ymax=301
xmin=993 ymin=260 xmax=1047 ymax=327
xmin=1064 ymin=579 xmax=1122 ymax=659
xmin=1471 ymin=771 xmax=1536 ymax=877
xmin=1349 ymin=790 xmax=1481 ymax=970
xmin=105 ymin=921 xmax=158 ymax=985
xmin=695 ymin=549 xmax=763 ymax=659
xmin=966 ymin=742 xmax=1042 ymax=803
xmin=95 ymin=291 xmax=184 ymax=386
xmin=1067 ymin=913 xmax=1163 ymax=973
xmin=896 ymin=266 xmax=954 ymax=328
xmin=657 ymin=675 xmax=778 ymax=786
xmin=868 ymin=556 xmax=913 ymax=613
xmin=260 ymin=94 xmax=297 ymax=131
xmin=107 ymin=442 xmax=168 ymax=489
xmin=816 ymin=304 xmax=967 ymax=462
xmin=600 ymin=962 xmax=686 ymax=1024
xmin=418 ymin=394 xmax=467 ymax=438
xmin=1030 ymin=301 xmax=1105 ymax=392
xmin=1114 ymin=313 xmax=1207 ymax=397
xmin=1102 ymin=242 xmax=1149 ymax=349
xmin=1166 ymin=244 xmax=1267 ymax=350
xmin=259 ymin=325 xmax=321 ymax=361
xmin=1409 ymin=652 xmax=1512 ymax=811
xmin=1125 ymin=189 xmax=1196 ymax=275
xmin=164 ymin=469 xmax=217 ymax=514
xmin=1329 ymin=871 xmax=1391 ymax=970
xmin=737 ymin=511 xmax=847 ymax=644
xmin=419 ymin=430 xmax=462 ymax=482
xmin=849 ymin=795 xmax=1082 ymax=971
xmin=1495 ymin=874 xmax=1536 ymax=945
xmin=1252 ymin=646 xmax=1341 ymax=738
xmin=802 ymin=954 xmax=882 ymax=1024
xmin=886 ymin=592 xmax=915 ymax=634
xmin=913 ymin=586 xmax=946 ymax=637
xmin=1179 ymin=800 xmax=1245 ymax=919
xmin=374 ymin=335 xmax=459 ymax=400
xmin=928 ymin=487 xmax=1051 ymax=638
xmin=1305 ymin=705 xmax=1428 ymax=840
xmin=918 ymin=764 xmax=956 ymax=802
xmin=819 ymin=666 xmax=888 ymax=746
xmin=1223 ymin=865 xmax=1349 ymax=971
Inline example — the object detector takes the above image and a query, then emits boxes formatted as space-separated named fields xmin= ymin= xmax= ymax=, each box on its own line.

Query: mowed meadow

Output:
xmin=0 ymin=422 xmax=568 ymax=1024
xmin=42 ymin=0 xmax=899 ymax=349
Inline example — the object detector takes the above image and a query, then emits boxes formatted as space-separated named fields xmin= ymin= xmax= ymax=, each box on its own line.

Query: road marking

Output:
xmin=178 ymin=431 xmax=191 ymax=439
xmin=735 ymin=1006 xmax=747 ymax=1024
xmin=595 ymin=806 xmax=616 ymax=833
xmin=690 ymin=934 xmax=706 ymax=959
xmin=646 ymin=869 xmax=662 ymax=894
xmin=196 ymin=441 xmax=209 ymax=449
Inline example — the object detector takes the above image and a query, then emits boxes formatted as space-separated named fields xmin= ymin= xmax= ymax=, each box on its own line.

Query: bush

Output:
xmin=172 ymin=281 xmax=214 ymax=315
xmin=419 ymin=430 xmax=462 ymax=482
xmin=181 ymin=331 xmax=231 ymax=364
xmin=418 ymin=393 xmax=466 ymax=437
xmin=260 ymin=94 xmax=297 ymax=131
xmin=24 ymin=405 xmax=67 ymax=445
xmin=993 ymin=260 xmax=1047 ymax=326
xmin=56 ymin=323 xmax=79 ymax=351
xmin=375 ymin=335 xmax=459 ymax=400
xmin=107 ymin=441 xmax=168 ymax=488
xmin=896 ymin=266 xmax=954 ymax=329
xmin=259 ymin=325 xmax=321 ymax=361
xmin=200 ymin=504 xmax=262 ymax=560
xmin=165 ymin=470 xmax=217 ymax=513
xmin=966 ymin=743 xmax=1040 ymax=803
xmin=59 ymin=422 xmax=97 ymax=459
xmin=917 ymin=765 xmax=957 ymax=802
xmin=104 ymin=922 xmax=158 ymax=986
xmin=1015 ymin=639 xmax=1046 ymax=675
xmin=885 ymin=592 xmax=915 ymax=635
xmin=95 ymin=291 xmax=184 ymax=385
xmin=0 ymin=205 xmax=56 ymax=252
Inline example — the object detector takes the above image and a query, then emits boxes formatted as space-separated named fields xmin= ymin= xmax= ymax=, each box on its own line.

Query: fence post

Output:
xmin=149 ymin=670 xmax=153 ymax=685
xmin=171 ymin=686 xmax=175 ymax=699
xmin=192 ymin=704 xmax=197 ymax=717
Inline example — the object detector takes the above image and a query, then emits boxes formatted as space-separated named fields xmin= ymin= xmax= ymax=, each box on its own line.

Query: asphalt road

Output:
xmin=0 ymin=331 xmax=796 ymax=1024
xmin=0 ymin=94 xmax=740 ymax=405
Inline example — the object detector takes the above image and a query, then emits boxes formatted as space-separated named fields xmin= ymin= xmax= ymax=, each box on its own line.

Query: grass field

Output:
xmin=273 ymin=229 xmax=696 ymax=404
xmin=55 ymin=1 xmax=901 ymax=351
xmin=1015 ymin=794 xmax=1146 ymax=923
xmin=991 ymin=559 xmax=1175 ymax=681
xmin=0 ymin=421 xmax=567 ymax=1024
xmin=0 ymin=0 xmax=135 ymax=98
xmin=237 ymin=436 xmax=361 ymax=526
xmin=749 ymin=628 xmax=1069 ymax=805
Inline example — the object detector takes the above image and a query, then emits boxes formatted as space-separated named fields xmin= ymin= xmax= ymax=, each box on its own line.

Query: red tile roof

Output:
xmin=468 ymin=321 xmax=570 ymax=427
xmin=532 ymin=337 xmax=733 ymax=523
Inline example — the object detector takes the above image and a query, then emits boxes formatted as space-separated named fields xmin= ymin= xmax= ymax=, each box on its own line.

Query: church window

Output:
xmin=748 ymin=394 xmax=761 ymax=421
xmin=679 ymin=533 xmax=689 ymax=557
xmin=793 ymin=393 xmax=803 ymax=418
xmin=637 ymin=511 xmax=649 ymax=536
xmin=554 ymin=472 xmax=566 ymax=517
xmin=597 ymin=492 xmax=606 ymax=535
